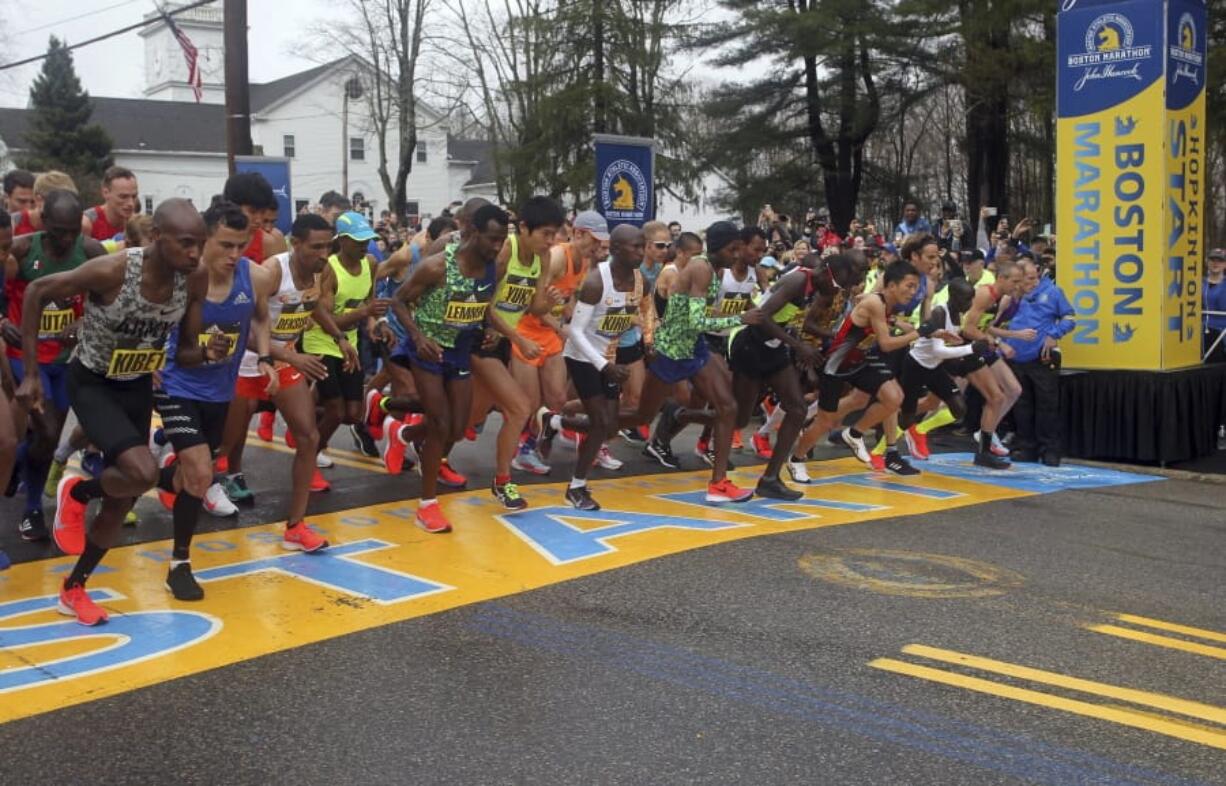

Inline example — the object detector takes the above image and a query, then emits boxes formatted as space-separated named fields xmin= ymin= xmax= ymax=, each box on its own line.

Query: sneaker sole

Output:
xmin=704 ymin=491 xmax=754 ymax=503
xmin=415 ymin=520 xmax=452 ymax=534
xmin=510 ymin=460 xmax=551 ymax=476
xmin=645 ymin=446 xmax=680 ymax=469
xmin=595 ymin=461 xmax=623 ymax=471
xmin=164 ymin=582 xmax=205 ymax=601
xmin=56 ymin=600 xmax=107 ymax=625
xmin=20 ymin=528 xmax=50 ymax=543
xmin=281 ymin=539 xmax=329 ymax=553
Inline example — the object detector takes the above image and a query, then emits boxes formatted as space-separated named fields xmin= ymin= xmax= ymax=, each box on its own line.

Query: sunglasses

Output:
xmin=652 ymin=241 xmax=672 ymax=250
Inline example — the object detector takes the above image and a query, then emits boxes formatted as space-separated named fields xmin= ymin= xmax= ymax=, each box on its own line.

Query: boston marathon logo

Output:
xmin=1169 ymin=13 xmax=1202 ymax=86
xmin=1068 ymin=14 xmax=1152 ymax=92
xmin=600 ymin=159 xmax=649 ymax=222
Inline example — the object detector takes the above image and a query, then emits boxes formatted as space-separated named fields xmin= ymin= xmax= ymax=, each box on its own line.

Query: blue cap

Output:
xmin=335 ymin=211 xmax=378 ymax=242
xmin=883 ymin=242 xmax=899 ymax=255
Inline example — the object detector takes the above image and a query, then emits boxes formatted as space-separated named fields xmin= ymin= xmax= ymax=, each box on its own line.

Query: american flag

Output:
xmin=162 ymin=10 xmax=203 ymax=102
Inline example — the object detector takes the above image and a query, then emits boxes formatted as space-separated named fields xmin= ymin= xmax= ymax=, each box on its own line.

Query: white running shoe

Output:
xmin=785 ymin=460 xmax=811 ymax=484
xmin=203 ymin=482 xmax=239 ymax=517
xmin=316 ymin=451 xmax=335 ymax=469
xmin=842 ymin=429 xmax=872 ymax=464
xmin=595 ymin=444 xmax=624 ymax=470
xmin=511 ymin=450 xmax=551 ymax=476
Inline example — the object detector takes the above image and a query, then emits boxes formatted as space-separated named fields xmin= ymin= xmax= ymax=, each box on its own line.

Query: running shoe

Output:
xmin=751 ymin=432 xmax=773 ymax=459
xmin=565 ymin=484 xmax=600 ymax=511
xmin=166 ymin=562 xmax=204 ymax=601
xmin=416 ymin=503 xmax=452 ymax=534
xmin=618 ymin=427 xmax=646 ymax=445
xmin=157 ymin=452 xmax=178 ymax=510
xmin=382 ymin=416 xmax=408 ymax=474
xmin=492 ymin=480 xmax=528 ymax=510
xmin=884 ymin=452 xmax=921 ymax=476
xmin=350 ymin=423 xmax=380 ymax=458
xmin=870 ymin=454 xmax=885 ymax=472
xmin=214 ymin=455 xmax=229 ymax=474
xmin=731 ymin=431 xmax=745 ymax=451
xmin=256 ymin=411 xmax=275 ymax=442
xmin=81 ymin=451 xmax=105 ymax=479
xmin=705 ymin=478 xmax=753 ymax=503
xmin=364 ymin=389 xmax=385 ymax=440
xmin=755 ymin=476 xmax=803 ymax=501
xmin=644 ymin=438 xmax=680 ymax=469
xmin=310 ymin=468 xmax=331 ymax=492
xmin=973 ymin=431 xmax=1010 ymax=458
xmin=44 ymin=458 xmax=66 ymax=498
xmin=58 ymin=581 xmax=108 ymax=626
xmin=315 ymin=451 xmax=333 ymax=468
xmin=636 ymin=424 xmax=651 ymax=442
xmin=511 ymin=448 xmax=551 ymax=476
xmin=19 ymin=509 xmax=49 ymax=542
xmin=695 ymin=437 xmax=714 ymax=467
xmin=0 ymin=548 xmax=10 ymax=571
xmin=974 ymin=450 xmax=1011 ymax=470
xmin=53 ymin=476 xmax=87 ymax=556
xmin=594 ymin=445 xmax=623 ymax=470
xmin=222 ymin=473 xmax=255 ymax=505
xmin=842 ymin=429 xmax=872 ymax=464
xmin=535 ymin=407 xmax=558 ymax=460
xmin=204 ymin=483 xmax=239 ymax=517
xmin=438 ymin=460 xmax=467 ymax=489
xmin=785 ymin=459 xmax=811 ymax=484
xmin=283 ymin=520 xmax=329 ymax=552
xmin=905 ymin=427 xmax=931 ymax=460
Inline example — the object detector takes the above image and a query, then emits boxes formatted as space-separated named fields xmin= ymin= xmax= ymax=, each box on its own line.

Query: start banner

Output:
xmin=234 ymin=156 xmax=294 ymax=237
xmin=1056 ymin=0 xmax=1206 ymax=370
xmin=594 ymin=134 xmax=655 ymax=228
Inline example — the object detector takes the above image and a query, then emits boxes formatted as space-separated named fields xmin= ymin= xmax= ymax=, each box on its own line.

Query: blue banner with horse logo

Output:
xmin=234 ymin=156 xmax=294 ymax=236
xmin=594 ymin=135 xmax=655 ymax=228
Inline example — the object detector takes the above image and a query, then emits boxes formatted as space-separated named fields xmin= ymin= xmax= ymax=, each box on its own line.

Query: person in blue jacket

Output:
xmin=1005 ymin=259 xmax=1075 ymax=466
xmin=1203 ymin=248 xmax=1226 ymax=363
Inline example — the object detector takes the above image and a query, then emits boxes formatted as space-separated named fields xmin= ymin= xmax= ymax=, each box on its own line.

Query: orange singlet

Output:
xmin=513 ymin=242 xmax=586 ymax=366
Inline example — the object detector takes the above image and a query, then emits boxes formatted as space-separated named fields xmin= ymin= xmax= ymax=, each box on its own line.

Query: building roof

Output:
xmin=447 ymin=135 xmax=495 ymax=187
xmin=0 ymin=97 xmax=226 ymax=153
xmin=249 ymin=57 xmax=351 ymax=114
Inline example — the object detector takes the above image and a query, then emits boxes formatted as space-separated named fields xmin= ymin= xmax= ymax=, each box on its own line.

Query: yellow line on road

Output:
xmin=869 ymin=658 xmax=1226 ymax=750
xmin=1113 ymin=613 xmax=1226 ymax=644
xmin=1090 ymin=625 xmax=1226 ymax=662
xmin=900 ymin=644 xmax=1226 ymax=725
xmin=243 ymin=432 xmax=386 ymax=474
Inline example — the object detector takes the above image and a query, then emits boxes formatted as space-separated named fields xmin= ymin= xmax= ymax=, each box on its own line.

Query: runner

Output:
xmin=300 ymin=211 xmax=378 ymax=491
xmin=0 ymin=211 xmax=19 ymax=570
xmin=2 ymin=190 xmax=107 ymax=543
xmin=224 ymin=172 xmax=287 ymax=263
xmin=153 ymin=200 xmax=292 ymax=601
xmin=11 ymin=171 xmax=92 ymax=238
xmin=4 ymin=169 xmax=35 ymax=214
xmin=385 ymin=204 xmax=509 ymax=533
xmin=611 ymin=220 xmax=669 ymax=448
xmin=84 ymin=166 xmax=139 ymax=244
xmin=16 ymin=198 xmax=213 ymax=625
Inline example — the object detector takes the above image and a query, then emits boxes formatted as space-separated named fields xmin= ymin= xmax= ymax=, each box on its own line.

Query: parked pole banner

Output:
xmin=234 ymin=156 xmax=294 ymax=236
xmin=594 ymin=134 xmax=655 ymax=228
xmin=1056 ymin=0 xmax=1206 ymax=370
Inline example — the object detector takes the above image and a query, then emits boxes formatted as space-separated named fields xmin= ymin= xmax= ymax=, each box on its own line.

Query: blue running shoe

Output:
xmin=82 ymin=451 xmax=105 ymax=479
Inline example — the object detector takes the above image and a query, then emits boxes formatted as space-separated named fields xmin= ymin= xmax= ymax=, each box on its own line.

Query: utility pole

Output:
xmin=223 ymin=0 xmax=252 ymax=174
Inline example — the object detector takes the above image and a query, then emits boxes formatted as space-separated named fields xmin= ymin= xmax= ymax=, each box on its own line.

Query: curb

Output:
xmin=1065 ymin=458 xmax=1226 ymax=485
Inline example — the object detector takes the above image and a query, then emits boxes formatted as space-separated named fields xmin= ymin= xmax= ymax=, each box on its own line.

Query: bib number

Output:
xmin=38 ymin=308 xmax=74 ymax=339
xmin=106 ymin=348 xmax=166 ymax=378
xmin=443 ymin=300 xmax=488 ymax=329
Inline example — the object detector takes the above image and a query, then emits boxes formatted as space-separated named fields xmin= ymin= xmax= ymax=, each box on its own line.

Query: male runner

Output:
xmin=0 ymin=211 xmax=18 ymax=569
xmin=153 ymin=201 xmax=290 ymax=600
xmin=11 ymin=171 xmax=92 ymax=237
xmin=224 ymin=172 xmax=287 ymax=263
xmin=385 ymin=204 xmax=510 ymax=533
xmin=17 ymin=199 xmax=214 ymax=625
xmin=612 ymin=220 xmax=669 ymax=447
xmin=301 ymin=211 xmax=378 ymax=491
xmin=84 ymin=166 xmax=139 ymax=243
xmin=4 ymin=169 xmax=35 ymax=214
xmin=2 ymin=190 xmax=107 ymax=542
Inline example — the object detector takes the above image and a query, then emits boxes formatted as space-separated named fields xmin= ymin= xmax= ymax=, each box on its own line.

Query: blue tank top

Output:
xmin=162 ymin=258 xmax=255 ymax=402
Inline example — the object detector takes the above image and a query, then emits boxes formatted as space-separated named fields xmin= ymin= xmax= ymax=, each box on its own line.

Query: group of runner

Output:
xmin=0 ymin=169 xmax=1035 ymax=626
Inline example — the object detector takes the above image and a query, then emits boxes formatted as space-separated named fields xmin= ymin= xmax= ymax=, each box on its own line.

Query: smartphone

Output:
xmin=985 ymin=206 xmax=998 ymax=217
xmin=1043 ymin=223 xmax=1052 ymax=236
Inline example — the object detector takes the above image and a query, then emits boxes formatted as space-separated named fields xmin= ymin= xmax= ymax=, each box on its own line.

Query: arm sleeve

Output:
xmin=690 ymin=296 xmax=741 ymax=333
xmin=931 ymin=339 xmax=975 ymax=360
xmin=566 ymin=301 xmax=608 ymax=370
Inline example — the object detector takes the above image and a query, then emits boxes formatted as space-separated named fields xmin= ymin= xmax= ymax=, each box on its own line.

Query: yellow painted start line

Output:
xmin=0 ymin=457 xmax=1147 ymax=725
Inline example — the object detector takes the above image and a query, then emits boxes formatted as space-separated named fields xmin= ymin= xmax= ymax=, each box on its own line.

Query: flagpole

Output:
xmin=223 ymin=0 xmax=252 ymax=175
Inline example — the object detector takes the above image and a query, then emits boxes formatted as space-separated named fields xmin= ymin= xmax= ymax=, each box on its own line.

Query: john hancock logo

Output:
xmin=1067 ymin=13 xmax=1152 ymax=92
xmin=1169 ymin=12 xmax=1202 ymax=86
xmin=601 ymin=159 xmax=649 ymax=221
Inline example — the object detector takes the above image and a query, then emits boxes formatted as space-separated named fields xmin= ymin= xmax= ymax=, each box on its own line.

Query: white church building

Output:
xmin=0 ymin=4 xmax=497 ymax=220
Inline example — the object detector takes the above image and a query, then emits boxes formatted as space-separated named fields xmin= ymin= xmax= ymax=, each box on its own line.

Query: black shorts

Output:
xmin=704 ymin=333 xmax=730 ymax=358
xmin=615 ymin=341 xmax=644 ymax=365
xmin=728 ymin=329 xmax=792 ymax=379
xmin=565 ymin=356 xmax=619 ymax=400
xmin=68 ymin=359 xmax=154 ymax=465
xmin=472 ymin=336 xmax=511 ymax=364
xmin=900 ymin=354 xmax=961 ymax=411
xmin=315 ymin=354 xmax=365 ymax=403
xmin=942 ymin=354 xmax=988 ymax=378
xmin=154 ymin=392 xmax=230 ymax=453
xmin=818 ymin=353 xmax=894 ymax=412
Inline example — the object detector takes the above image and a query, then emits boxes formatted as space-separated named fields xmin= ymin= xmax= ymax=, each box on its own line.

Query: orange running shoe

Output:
xmin=905 ymin=427 xmax=930 ymax=460
xmin=257 ymin=411 xmax=275 ymax=442
xmin=214 ymin=455 xmax=229 ymax=474
xmin=283 ymin=520 xmax=329 ymax=552
xmin=870 ymin=454 xmax=886 ymax=472
xmin=53 ymin=476 xmax=88 ymax=556
xmin=438 ymin=460 xmax=467 ymax=489
xmin=705 ymin=478 xmax=753 ymax=503
xmin=58 ymin=581 xmax=109 ymax=626
xmin=382 ymin=416 xmax=406 ymax=474
xmin=309 ymin=468 xmax=331 ymax=492
xmin=751 ymin=432 xmax=773 ymax=459
xmin=416 ymin=503 xmax=452 ymax=534
xmin=731 ymin=431 xmax=745 ymax=451
xmin=157 ymin=452 xmax=178 ymax=511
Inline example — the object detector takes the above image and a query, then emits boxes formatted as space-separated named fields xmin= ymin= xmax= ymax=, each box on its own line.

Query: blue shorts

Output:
xmin=9 ymin=358 xmax=71 ymax=412
xmin=397 ymin=332 xmax=476 ymax=381
xmin=648 ymin=338 xmax=710 ymax=384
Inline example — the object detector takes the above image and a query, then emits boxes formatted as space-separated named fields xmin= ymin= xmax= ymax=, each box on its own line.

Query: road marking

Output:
xmin=870 ymin=657 xmax=1226 ymax=750
xmin=1089 ymin=624 xmax=1226 ymax=661
xmin=1112 ymin=613 xmax=1226 ymax=643
xmin=899 ymin=643 xmax=1226 ymax=725
xmin=796 ymin=550 xmax=1025 ymax=599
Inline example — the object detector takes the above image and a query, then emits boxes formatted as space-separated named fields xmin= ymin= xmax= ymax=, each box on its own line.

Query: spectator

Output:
xmin=318 ymin=191 xmax=350 ymax=224
xmin=935 ymin=201 xmax=968 ymax=252
xmin=893 ymin=200 xmax=932 ymax=242
xmin=1204 ymin=248 xmax=1226 ymax=363
xmin=1006 ymin=259 xmax=1075 ymax=466
xmin=668 ymin=221 xmax=682 ymax=242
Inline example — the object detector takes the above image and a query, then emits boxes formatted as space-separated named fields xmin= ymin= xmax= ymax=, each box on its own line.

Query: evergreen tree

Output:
xmin=21 ymin=37 xmax=112 ymax=182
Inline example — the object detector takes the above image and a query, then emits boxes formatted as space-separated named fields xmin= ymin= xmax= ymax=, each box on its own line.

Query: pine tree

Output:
xmin=21 ymin=37 xmax=112 ymax=182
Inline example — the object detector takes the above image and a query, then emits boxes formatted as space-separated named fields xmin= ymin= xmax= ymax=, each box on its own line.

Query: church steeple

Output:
xmin=140 ymin=3 xmax=225 ymax=104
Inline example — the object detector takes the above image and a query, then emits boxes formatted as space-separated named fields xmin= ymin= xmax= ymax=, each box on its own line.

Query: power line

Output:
xmin=0 ymin=0 xmax=217 ymax=72
xmin=11 ymin=0 xmax=145 ymax=38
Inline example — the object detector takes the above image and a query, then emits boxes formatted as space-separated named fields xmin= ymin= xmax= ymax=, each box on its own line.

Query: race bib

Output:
xmin=495 ymin=277 xmax=535 ymax=314
xmin=720 ymin=294 xmax=751 ymax=316
xmin=198 ymin=323 xmax=241 ymax=359
xmin=595 ymin=310 xmax=635 ymax=338
xmin=106 ymin=348 xmax=166 ymax=378
xmin=272 ymin=308 xmax=313 ymax=341
xmin=443 ymin=299 xmax=489 ymax=329
xmin=38 ymin=308 xmax=75 ymax=339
